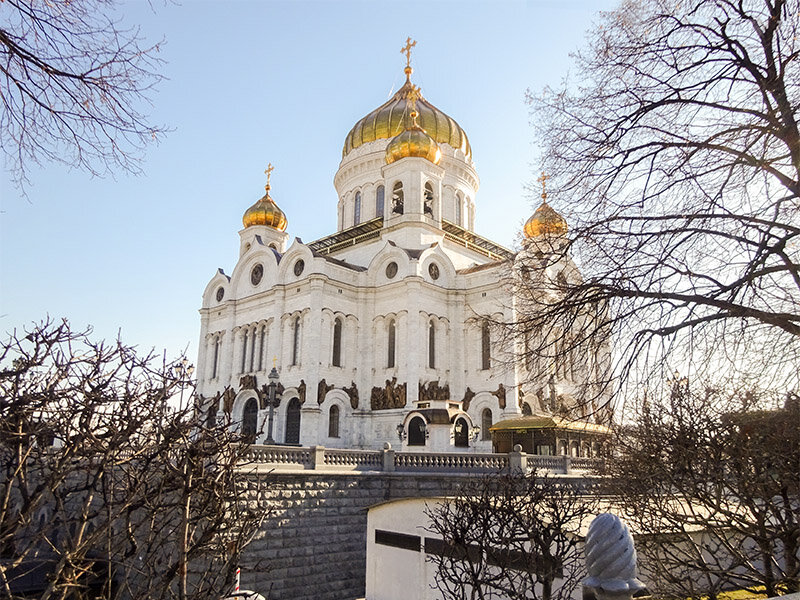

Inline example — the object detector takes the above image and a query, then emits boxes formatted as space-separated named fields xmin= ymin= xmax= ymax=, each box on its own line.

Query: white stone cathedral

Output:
xmin=196 ymin=49 xmax=608 ymax=453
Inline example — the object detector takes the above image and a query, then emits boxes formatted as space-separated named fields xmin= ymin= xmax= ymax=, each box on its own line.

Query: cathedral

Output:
xmin=196 ymin=42 xmax=609 ymax=454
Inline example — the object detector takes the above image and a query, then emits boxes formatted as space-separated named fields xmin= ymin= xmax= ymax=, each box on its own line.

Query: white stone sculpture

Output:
xmin=584 ymin=512 xmax=646 ymax=600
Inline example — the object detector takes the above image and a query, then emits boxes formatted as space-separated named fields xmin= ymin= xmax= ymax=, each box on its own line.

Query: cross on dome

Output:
xmin=264 ymin=163 xmax=274 ymax=191
xmin=537 ymin=171 xmax=549 ymax=201
xmin=401 ymin=37 xmax=417 ymax=80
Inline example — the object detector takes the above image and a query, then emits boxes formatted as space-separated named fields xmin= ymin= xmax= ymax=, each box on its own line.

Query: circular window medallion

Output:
xmin=293 ymin=259 xmax=305 ymax=276
xmin=428 ymin=263 xmax=440 ymax=280
xmin=250 ymin=263 xmax=263 ymax=286
xmin=215 ymin=287 xmax=225 ymax=302
xmin=385 ymin=262 xmax=398 ymax=279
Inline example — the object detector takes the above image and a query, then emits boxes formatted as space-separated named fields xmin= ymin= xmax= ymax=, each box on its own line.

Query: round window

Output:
xmin=293 ymin=259 xmax=305 ymax=276
xmin=428 ymin=263 xmax=440 ymax=280
xmin=215 ymin=287 xmax=225 ymax=302
xmin=385 ymin=262 xmax=398 ymax=279
xmin=250 ymin=263 xmax=263 ymax=286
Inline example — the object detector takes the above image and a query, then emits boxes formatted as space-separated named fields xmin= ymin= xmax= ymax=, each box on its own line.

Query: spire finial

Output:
xmin=401 ymin=37 xmax=417 ymax=80
xmin=537 ymin=171 xmax=549 ymax=201
xmin=264 ymin=163 xmax=274 ymax=194
xmin=408 ymin=86 xmax=421 ymax=127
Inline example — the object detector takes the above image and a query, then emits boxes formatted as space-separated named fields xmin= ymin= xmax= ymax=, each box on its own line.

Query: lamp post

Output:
xmin=265 ymin=366 xmax=280 ymax=444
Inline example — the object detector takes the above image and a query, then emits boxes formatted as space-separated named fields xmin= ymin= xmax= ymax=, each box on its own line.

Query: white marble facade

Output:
xmin=196 ymin=65 xmax=606 ymax=453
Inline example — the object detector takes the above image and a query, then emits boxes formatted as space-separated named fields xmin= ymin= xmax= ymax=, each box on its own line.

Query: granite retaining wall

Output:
xmin=237 ymin=471 xmax=472 ymax=600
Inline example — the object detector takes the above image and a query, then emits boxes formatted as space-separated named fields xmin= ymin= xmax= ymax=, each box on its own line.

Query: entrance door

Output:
xmin=285 ymin=398 xmax=301 ymax=444
xmin=454 ymin=417 xmax=469 ymax=447
xmin=242 ymin=397 xmax=258 ymax=443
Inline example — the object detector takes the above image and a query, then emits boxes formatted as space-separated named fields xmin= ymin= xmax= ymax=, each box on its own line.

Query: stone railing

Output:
xmin=241 ymin=444 xmax=603 ymax=475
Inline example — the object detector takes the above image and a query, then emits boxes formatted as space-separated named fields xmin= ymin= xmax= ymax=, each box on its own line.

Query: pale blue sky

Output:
xmin=1 ymin=0 xmax=617 ymax=364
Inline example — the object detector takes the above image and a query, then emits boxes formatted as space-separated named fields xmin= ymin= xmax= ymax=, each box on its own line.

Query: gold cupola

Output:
xmin=242 ymin=164 xmax=288 ymax=231
xmin=343 ymin=40 xmax=471 ymax=159
xmin=524 ymin=172 xmax=568 ymax=238
xmin=385 ymin=96 xmax=442 ymax=165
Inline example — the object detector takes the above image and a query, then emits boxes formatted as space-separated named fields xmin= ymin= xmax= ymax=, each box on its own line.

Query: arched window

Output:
xmin=291 ymin=316 xmax=301 ymax=366
xmin=332 ymin=318 xmax=343 ymax=367
xmin=466 ymin=198 xmax=472 ymax=228
xmin=354 ymin=191 xmax=362 ymax=226
xmin=387 ymin=320 xmax=396 ymax=368
xmin=428 ymin=321 xmax=435 ymax=369
xmin=328 ymin=405 xmax=340 ymax=438
xmin=376 ymin=185 xmax=385 ymax=218
xmin=522 ymin=402 xmax=533 ymax=416
xmin=248 ymin=327 xmax=256 ymax=372
xmin=408 ymin=416 xmax=426 ymax=446
xmin=211 ymin=336 xmax=220 ymax=379
xmin=258 ymin=326 xmax=266 ymax=371
xmin=571 ymin=441 xmax=580 ymax=457
xmin=424 ymin=182 xmax=434 ymax=216
xmin=559 ymin=440 xmax=568 ymax=455
xmin=285 ymin=398 xmax=301 ymax=444
xmin=240 ymin=330 xmax=248 ymax=373
xmin=455 ymin=192 xmax=463 ymax=226
xmin=392 ymin=182 xmax=404 ymax=215
xmin=454 ymin=417 xmax=469 ymax=447
xmin=481 ymin=321 xmax=491 ymax=370
xmin=242 ymin=397 xmax=258 ymax=443
xmin=481 ymin=408 xmax=492 ymax=441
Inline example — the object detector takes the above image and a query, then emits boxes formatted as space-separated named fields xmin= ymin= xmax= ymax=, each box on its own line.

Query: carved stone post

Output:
xmin=583 ymin=513 xmax=645 ymax=600
xmin=382 ymin=442 xmax=395 ymax=472
xmin=508 ymin=444 xmax=527 ymax=473
xmin=310 ymin=446 xmax=326 ymax=470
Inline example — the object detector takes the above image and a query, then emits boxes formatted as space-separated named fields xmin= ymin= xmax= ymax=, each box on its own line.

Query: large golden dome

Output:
xmin=242 ymin=184 xmax=287 ymax=231
xmin=523 ymin=201 xmax=568 ymax=238
xmin=343 ymin=71 xmax=471 ymax=160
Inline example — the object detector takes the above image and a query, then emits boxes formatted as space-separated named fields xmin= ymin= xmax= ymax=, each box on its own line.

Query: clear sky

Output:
xmin=0 ymin=0 xmax=618 ymax=365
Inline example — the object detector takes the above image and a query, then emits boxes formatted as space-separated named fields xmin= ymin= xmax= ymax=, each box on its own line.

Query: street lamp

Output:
xmin=396 ymin=423 xmax=406 ymax=442
xmin=265 ymin=365 xmax=280 ymax=444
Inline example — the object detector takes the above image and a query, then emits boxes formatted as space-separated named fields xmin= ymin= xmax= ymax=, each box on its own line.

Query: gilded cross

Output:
xmin=272 ymin=356 xmax=277 ymax=368
xmin=537 ymin=171 xmax=549 ymax=200
xmin=264 ymin=163 xmax=274 ymax=187
xmin=401 ymin=37 xmax=417 ymax=69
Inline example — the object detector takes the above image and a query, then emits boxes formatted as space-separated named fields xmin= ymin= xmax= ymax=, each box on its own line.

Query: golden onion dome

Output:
xmin=343 ymin=69 xmax=471 ymax=160
xmin=523 ymin=201 xmax=568 ymax=238
xmin=242 ymin=183 xmax=287 ymax=231
xmin=385 ymin=108 xmax=442 ymax=165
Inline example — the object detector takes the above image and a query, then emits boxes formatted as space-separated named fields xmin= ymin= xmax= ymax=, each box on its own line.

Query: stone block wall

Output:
xmin=238 ymin=472 xmax=470 ymax=600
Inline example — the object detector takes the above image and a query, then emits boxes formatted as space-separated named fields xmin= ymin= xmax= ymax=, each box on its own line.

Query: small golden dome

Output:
xmin=242 ymin=184 xmax=287 ymax=231
xmin=523 ymin=201 xmax=568 ymax=238
xmin=343 ymin=75 xmax=471 ymax=160
xmin=385 ymin=112 xmax=442 ymax=165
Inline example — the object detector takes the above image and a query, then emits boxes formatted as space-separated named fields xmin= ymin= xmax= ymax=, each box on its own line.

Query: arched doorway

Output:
xmin=454 ymin=417 xmax=469 ymax=447
xmin=408 ymin=416 xmax=426 ymax=446
xmin=242 ymin=397 xmax=258 ymax=443
xmin=285 ymin=398 xmax=301 ymax=444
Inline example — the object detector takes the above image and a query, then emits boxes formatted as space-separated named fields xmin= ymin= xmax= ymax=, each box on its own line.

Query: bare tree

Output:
xmin=1 ymin=0 xmax=166 ymax=189
xmin=523 ymin=0 xmax=800 ymax=402
xmin=607 ymin=382 xmax=800 ymax=598
xmin=0 ymin=319 xmax=268 ymax=600
xmin=425 ymin=472 xmax=597 ymax=600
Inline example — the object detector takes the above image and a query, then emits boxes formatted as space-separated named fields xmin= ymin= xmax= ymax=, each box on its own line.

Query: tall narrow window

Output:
xmin=285 ymin=398 xmax=301 ymax=444
xmin=292 ymin=317 xmax=301 ymax=366
xmin=392 ymin=182 xmax=404 ymax=215
xmin=424 ymin=182 xmax=434 ymax=216
xmin=481 ymin=321 xmax=491 ymax=370
xmin=376 ymin=185 xmax=385 ymax=218
xmin=328 ymin=405 xmax=340 ymax=438
xmin=354 ymin=191 xmax=362 ymax=226
xmin=387 ymin=320 xmax=396 ymax=368
xmin=455 ymin=192 xmax=463 ymax=226
xmin=258 ymin=326 xmax=266 ymax=371
xmin=332 ymin=318 xmax=343 ymax=367
xmin=428 ymin=321 xmax=436 ymax=369
xmin=241 ymin=330 xmax=248 ymax=373
xmin=248 ymin=327 xmax=256 ymax=372
xmin=211 ymin=337 xmax=220 ymax=379
xmin=481 ymin=408 xmax=492 ymax=441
